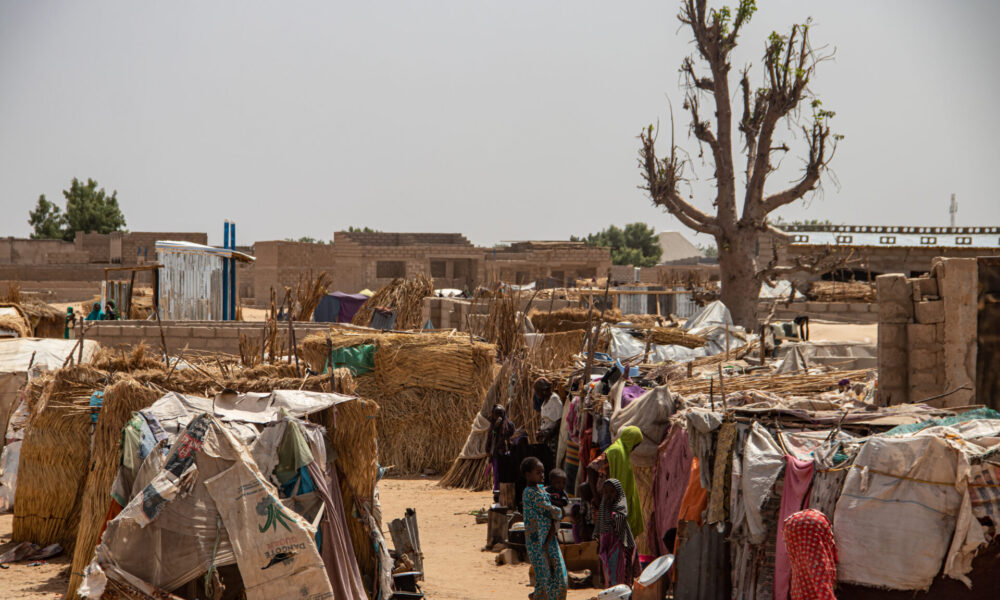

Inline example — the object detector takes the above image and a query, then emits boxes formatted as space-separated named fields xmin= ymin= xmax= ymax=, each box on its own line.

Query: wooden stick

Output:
xmin=288 ymin=306 xmax=301 ymax=377
xmin=709 ymin=377 xmax=715 ymax=412
xmin=718 ymin=363 xmax=727 ymax=411
xmin=154 ymin=305 xmax=169 ymax=364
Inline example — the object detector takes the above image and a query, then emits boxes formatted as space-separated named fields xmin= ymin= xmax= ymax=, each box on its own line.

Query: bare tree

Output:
xmin=640 ymin=0 xmax=844 ymax=328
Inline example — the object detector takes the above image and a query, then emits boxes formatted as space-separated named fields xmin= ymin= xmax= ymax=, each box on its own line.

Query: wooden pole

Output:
xmin=718 ymin=363 xmax=727 ymax=411
xmin=154 ymin=306 xmax=169 ymax=365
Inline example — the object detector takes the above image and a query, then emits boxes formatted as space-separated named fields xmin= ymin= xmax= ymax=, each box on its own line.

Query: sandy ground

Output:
xmin=0 ymin=479 xmax=599 ymax=600
xmin=379 ymin=477 xmax=596 ymax=600
xmin=0 ymin=514 xmax=70 ymax=598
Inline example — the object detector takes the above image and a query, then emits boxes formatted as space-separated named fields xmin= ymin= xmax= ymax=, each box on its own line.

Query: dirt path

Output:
xmin=0 ymin=479 xmax=600 ymax=599
xmin=379 ymin=477 xmax=596 ymax=600
xmin=0 ymin=514 xmax=70 ymax=598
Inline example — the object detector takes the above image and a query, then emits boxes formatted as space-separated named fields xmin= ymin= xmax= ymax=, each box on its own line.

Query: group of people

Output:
xmin=484 ymin=374 xmax=651 ymax=600
xmin=84 ymin=300 xmax=120 ymax=320
xmin=493 ymin=374 xmax=839 ymax=600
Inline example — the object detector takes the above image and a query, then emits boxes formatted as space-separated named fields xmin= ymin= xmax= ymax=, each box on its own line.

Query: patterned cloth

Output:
xmin=523 ymin=484 xmax=568 ymax=600
xmin=782 ymin=509 xmax=837 ymax=600
xmin=595 ymin=478 xmax=636 ymax=586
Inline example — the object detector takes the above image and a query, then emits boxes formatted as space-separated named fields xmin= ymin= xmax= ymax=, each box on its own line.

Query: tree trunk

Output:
xmin=717 ymin=228 xmax=762 ymax=330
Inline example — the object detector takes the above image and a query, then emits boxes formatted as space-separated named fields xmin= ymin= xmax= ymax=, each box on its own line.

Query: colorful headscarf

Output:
xmin=782 ymin=509 xmax=837 ymax=600
xmin=595 ymin=478 xmax=635 ymax=552
xmin=605 ymin=426 xmax=644 ymax=536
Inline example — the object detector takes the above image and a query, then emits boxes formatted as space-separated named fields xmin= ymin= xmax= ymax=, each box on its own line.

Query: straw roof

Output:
xmin=301 ymin=326 xmax=497 ymax=474
xmin=8 ymin=348 xmax=381 ymax=600
xmin=352 ymin=274 xmax=434 ymax=330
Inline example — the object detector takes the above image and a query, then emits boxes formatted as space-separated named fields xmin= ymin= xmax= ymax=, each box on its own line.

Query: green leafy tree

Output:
xmin=347 ymin=226 xmax=378 ymax=233
xmin=572 ymin=223 xmax=663 ymax=267
xmin=697 ymin=243 xmax=718 ymax=258
xmin=28 ymin=195 xmax=67 ymax=239
xmin=62 ymin=178 xmax=126 ymax=240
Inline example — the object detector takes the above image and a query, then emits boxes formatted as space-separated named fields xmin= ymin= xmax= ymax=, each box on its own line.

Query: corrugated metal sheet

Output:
xmin=158 ymin=250 xmax=222 ymax=320
xmin=617 ymin=287 xmax=650 ymax=315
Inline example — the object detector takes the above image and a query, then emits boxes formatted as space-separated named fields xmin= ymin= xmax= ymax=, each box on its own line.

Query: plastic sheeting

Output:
xmin=0 ymin=337 xmax=99 ymax=372
xmin=144 ymin=389 xmax=353 ymax=426
xmin=607 ymin=300 xmax=748 ymax=363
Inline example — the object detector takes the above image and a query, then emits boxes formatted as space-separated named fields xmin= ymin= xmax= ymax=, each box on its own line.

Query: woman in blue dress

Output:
xmin=521 ymin=456 xmax=568 ymax=600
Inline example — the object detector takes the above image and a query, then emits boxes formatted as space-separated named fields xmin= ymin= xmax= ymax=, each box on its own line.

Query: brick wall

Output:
xmin=84 ymin=320 xmax=330 ymax=354
xmin=252 ymin=241 xmax=337 ymax=306
xmin=125 ymin=232 xmax=207 ymax=265
xmin=876 ymin=257 xmax=977 ymax=407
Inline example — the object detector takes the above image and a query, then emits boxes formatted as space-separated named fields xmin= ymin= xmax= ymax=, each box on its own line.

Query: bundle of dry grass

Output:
xmin=49 ymin=361 xmax=381 ymax=599
xmin=528 ymin=307 xmax=625 ymax=333
xmin=807 ymin=280 xmax=876 ymax=303
xmin=92 ymin=343 xmax=165 ymax=372
xmin=300 ymin=327 xmax=497 ymax=474
xmin=646 ymin=326 xmax=707 ymax=349
xmin=67 ymin=379 xmax=162 ymax=599
xmin=669 ymin=368 xmax=875 ymax=396
xmin=13 ymin=365 xmax=107 ymax=549
xmin=352 ymin=274 xmax=434 ymax=330
xmin=0 ymin=304 xmax=31 ymax=338
xmin=623 ymin=313 xmax=663 ymax=328
xmin=12 ymin=297 xmax=64 ymax=338
xmin=529 ymin=329 xmax=585 ymax=371
xmin=295 ymin=271 xmax=331 ymax=321
xmin=472 ymin=292 xmax=526 ymax=358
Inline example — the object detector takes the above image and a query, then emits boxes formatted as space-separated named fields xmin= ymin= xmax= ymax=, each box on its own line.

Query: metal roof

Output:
xmin=777 ymin=225 xmax=1000 ymax=248
xmin=155 ymin=240 xmax=255 ymax=262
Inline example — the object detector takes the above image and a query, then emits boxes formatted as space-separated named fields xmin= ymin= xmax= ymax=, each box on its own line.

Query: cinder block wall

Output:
xmin=83 ymin=320 xmax=330 ymax=355
xmin=876 ymin=257 xmax=977 ymax=406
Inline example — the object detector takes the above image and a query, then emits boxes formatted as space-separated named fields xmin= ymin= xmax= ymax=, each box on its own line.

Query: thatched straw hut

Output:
xmin=7 ymin=345 xmax=381 ymax=600
xmin=300 ymin=326 xmax=497 ymax=474
xmin=351 ymin=274 xmax=433 ymax=330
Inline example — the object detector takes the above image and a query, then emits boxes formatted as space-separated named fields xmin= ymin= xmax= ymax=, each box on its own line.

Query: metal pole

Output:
xmin=230 ymin=221 xmax=237 ymax=321
xmin=222 ymin=221 xmax=230 ymax=321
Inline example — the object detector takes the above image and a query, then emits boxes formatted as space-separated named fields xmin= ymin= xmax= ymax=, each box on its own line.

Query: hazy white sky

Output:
xmin=2 ymin=1 xmax=998 ymax=247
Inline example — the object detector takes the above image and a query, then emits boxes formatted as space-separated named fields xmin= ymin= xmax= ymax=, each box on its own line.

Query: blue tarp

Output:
xmin=314 ymin=292 xmax=369 ymax=323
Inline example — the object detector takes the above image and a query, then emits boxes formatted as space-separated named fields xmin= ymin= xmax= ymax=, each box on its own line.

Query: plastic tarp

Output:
xmin=773 ymin=342 xmax=878 ymax=373
xmin=833 ymin=431 xmax=988 ymax=590
xmin=314 ymin=292 xmax=369 ymax=323
xmin=608 ymin=381 xmax=676 ymax=468
xmin=145 ymin=390 xmax=353 ymax=426
xmin=607 ymin=300 xmax=748 ymax=363
xmin=758 ymin=280 xmax=804 ymax=300
xmin=0 ymin=337 xmax=99 ymax=372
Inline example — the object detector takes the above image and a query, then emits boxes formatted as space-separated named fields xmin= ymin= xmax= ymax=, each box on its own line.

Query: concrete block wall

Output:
xmin=876 ymin=258 xmax=977 ymax=406
xmin=83 ymin=320 xmax=330 ymax=355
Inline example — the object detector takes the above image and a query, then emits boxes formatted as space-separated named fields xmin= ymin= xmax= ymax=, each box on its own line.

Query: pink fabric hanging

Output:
xmin=774 ymin=455 xmax=814 ymax=600
xmin=647 ymin=426 xmax=692 ymax=555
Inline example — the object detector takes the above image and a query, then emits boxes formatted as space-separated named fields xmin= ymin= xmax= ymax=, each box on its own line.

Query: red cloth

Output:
xmin=774 ymin=455 xmax=815 ymax=600
xmin=782 ymin=509 xmax=837 ymax=600
xmin=676 ymin=457 xmax=708 ymax=526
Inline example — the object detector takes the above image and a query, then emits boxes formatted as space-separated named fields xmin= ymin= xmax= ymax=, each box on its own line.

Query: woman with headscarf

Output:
xmin=521 ymin=456 xmax=568 ymax=600
xmin=586 ymin=425 xmax=644 ymax=538
xmin=783 ymin=509 xmax=838 ymax=600
xmin=594 ymin=478 xmax=637 ymax=587
xmin=485 ymin=404 xmax=514 ymax=502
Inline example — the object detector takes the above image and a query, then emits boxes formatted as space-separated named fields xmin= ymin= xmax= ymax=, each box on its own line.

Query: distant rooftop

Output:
xmin=336 ymin=231 xmax=473 ymax=247
xmin=657 ymin=231 xmax=702 ymax=263
xmin=777 ymin=224 xmax=1000 ymax=248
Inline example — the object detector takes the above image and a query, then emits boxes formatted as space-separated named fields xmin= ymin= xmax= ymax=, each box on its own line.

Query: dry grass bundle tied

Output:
xmin=622 ymin=313 xmax=664 ymax=328
xmin=807 ymin=280 xmax=876 ymax=303
xmin=472 ymin=292 xmax=526 ymax=358
xmin=2 ymin=282 xmax=22 ymax=303
xmin=352 ymin=274 xmax=434 ymax=330
xmin=295 ymin=271 xmax=331 ymax=321
xmin=528 ymin=307 xmax=626 ymax=333
xmin=66 ymin=379 xmax=162 ymax=600
xmin=0 ymin=308 xmax=31 ymax=338
xmin=670 ymin=368 xmax=876 ymax=396
xmin=528 ymin=329 xmax=585 ymax=371
xmin=646 ymin=326 xmax=707 ymax=349
xmin=13 ymin=365 xmax=108 ymax=550
xmin=299 ymin=327 xmax=498 ymax=474
xmin=92 ymin=343 xmax=165 ymax=372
